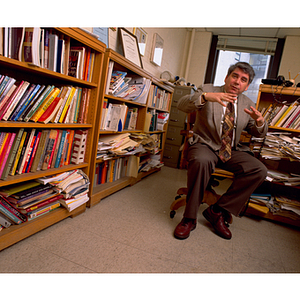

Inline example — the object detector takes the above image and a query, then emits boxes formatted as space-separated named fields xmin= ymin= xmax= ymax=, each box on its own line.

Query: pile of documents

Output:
xmin=267 ymin=194 xmax=300 ymax=221
xmin=252 ymin=132 xmax=300 ymax=161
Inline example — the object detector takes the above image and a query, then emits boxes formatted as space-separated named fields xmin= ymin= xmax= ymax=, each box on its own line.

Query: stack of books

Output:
xmin=252 ymin=132 xmax=300 ymax=162
xmin=37 ymin=169 xmax=90 ymax=212
xmin=0 ymin=180 xmax=62 ymax=224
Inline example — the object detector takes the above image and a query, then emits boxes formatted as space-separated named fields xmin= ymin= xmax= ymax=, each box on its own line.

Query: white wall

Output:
xmin=106 ymin=27 xmax=188 ymax=80
xmin=185 ymin=30 xmax=212 ymax=87
xmin=85 ymin=27 xmax=300 ymax=87
xmin=279 ymin=36 xmax=300 ymax=81
xmin=108 ymin=27 xmax=212 ymax=87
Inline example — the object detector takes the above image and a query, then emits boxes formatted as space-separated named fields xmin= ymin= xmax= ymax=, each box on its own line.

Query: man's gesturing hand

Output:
xmin=244 ymin=106 xmax=265 ymax=127
xmin=203 ymin=92 xmax=237 ymax=107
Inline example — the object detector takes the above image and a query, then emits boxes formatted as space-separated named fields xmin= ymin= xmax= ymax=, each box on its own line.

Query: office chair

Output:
xmin=169 ymin=111 xmax=251 ymax=221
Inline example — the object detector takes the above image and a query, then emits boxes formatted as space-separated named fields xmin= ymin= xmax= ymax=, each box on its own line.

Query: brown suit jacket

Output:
xmin=177 ymin=84 xmax=268 ymax=152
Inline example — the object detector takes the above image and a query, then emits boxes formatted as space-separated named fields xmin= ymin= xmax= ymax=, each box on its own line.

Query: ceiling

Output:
xmin=193 ymin=27 xmax=300 ymax=38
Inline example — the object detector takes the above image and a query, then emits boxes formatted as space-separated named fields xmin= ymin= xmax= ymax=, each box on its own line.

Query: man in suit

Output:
xmin=174 ymin=62 xmax=268 ymax=240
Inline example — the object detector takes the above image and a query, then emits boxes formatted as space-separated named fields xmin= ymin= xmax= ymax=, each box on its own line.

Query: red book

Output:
xmin=0 ymin=81 xmax=24 ymax=119
xmin=0 ymin=133 xmax=14 ymax=177
xmin=22 ymin=132 xmax=37 ymax=173
xmin=37 ymin=96 xmax=63 ymax=123
xmin=65 ymin=130 xmax=75 ymax=165
xmin=20 ymin=194 xmax=64 ymax=214
xmin=27 ymin=131 xmax=42 ymax=172
xmin=101 ymin=161 xmax=109 ymax=184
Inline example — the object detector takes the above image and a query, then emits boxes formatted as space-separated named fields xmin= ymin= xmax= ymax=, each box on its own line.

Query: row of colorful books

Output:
xmin=1 ymin=27 xmax=95 ymax=82
xmin=0 ymin=128 xmax=88 ymax=180
xmin=0 ymin=75 xmax=91 ymax=124
xmin=100 ymin=100 xmax=139 ymax=131
xmin=148 ymin=84 xmax=171 ymax=111
xmin=94 ymin=157 xmax=129 ymax=185
xmin=262 ymin=100 xmax=300 ymax=129
xmin=0 ymin=169 xmax=90 ymax=228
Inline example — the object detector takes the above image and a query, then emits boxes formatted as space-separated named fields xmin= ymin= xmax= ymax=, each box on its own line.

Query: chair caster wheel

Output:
xmin=170 ymin=210 xmax=176 ymax=219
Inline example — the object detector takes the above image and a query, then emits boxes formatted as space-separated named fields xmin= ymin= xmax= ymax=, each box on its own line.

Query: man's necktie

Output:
xmin=219 ymin=102 xmax=235 ymax=162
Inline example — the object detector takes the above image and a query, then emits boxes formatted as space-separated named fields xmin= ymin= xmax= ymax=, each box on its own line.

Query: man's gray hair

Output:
xmin=227 ymin=62 xmax=255 ymax=84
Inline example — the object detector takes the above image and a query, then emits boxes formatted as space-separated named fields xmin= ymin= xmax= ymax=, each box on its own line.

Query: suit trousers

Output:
xmin=183 ymin=143 xmax=268 ymax=219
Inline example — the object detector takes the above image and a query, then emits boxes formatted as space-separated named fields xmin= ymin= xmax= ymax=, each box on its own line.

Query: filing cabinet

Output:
xmin=163 ymin=86 xmax=194 ymax=168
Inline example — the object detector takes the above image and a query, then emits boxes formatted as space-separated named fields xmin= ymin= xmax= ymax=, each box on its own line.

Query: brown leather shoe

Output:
xmin=174 ymin=218 xmax=197 ymax=240
xmin=202 ymin=206 xmax=232 ymax=239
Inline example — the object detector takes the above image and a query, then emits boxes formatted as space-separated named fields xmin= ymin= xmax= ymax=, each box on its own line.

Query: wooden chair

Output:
xmin=169 ymin=111 xmax=251 ymax=220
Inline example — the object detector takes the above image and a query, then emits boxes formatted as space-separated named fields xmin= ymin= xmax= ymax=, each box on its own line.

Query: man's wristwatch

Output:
xmin=202 ymin=92 xmax=207 ymax=102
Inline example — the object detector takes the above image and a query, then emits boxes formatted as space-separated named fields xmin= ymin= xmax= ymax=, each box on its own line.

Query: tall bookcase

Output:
xmin=246 ymin=84 xmax=300 ymax=227
xmin=88 ymin=49 xmax=173 ymax=207
xmin=0 ymin=27 xmax=106 ymax=251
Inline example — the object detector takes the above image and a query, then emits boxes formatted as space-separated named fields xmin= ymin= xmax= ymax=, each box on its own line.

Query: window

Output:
xmin=205 ymin=35 xmax=285 ymax=103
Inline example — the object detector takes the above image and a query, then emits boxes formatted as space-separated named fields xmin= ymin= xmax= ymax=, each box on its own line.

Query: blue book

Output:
xmin=54 ymin=130 xmax=67 ymax=168
xmin=12 ymin=84 xmax=41 ymax=121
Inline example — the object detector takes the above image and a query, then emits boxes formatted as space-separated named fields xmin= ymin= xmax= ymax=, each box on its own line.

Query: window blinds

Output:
xmin=217 ymin=35 xmax=278 ymax=55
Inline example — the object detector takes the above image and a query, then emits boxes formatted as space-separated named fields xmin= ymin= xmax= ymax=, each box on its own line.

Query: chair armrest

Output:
xmin=180 ymin=130 xmax=193 ymax=138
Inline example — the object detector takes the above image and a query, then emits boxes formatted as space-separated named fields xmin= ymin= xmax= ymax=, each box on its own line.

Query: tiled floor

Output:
xmin=0 ymin=166 xmax=299 ymax=274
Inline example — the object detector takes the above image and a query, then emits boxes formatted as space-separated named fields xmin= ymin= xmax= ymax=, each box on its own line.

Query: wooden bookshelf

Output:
xmin=246 ymin=84 xmax=300 ymax=227
xmin=0 ymin=27 xmax=106 ymax=250
xmin=88 ymin=48 xmax=173 ymax=207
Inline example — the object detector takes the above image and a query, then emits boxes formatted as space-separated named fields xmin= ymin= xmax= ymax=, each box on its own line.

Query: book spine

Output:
xmin=58 ymin=87 xmax=76 ymax=123
xmin=2 ymin=81 xmax=30 ymax=121
xmin=9 ymin=83 xmax=36 ymax=121
xmin=24 ymin=194 xmax=64 ymax=213
xmin=9 ymin=130 xmax=27 ymax=176
xmin=0 ymin=197 xmax=23 ymax=224
xmin=31 ymin=87 xmax=61 ymax=122
xmin=26 ymin=131 xmax=42 ymax=172
xmin=0 ymin=132 xmax=16 ymax=177
xmin=24 ymin=85 xmax=54 ymax=122
xmin=27 ymin=201 xmax=60 ymax=220
xmin=0 ymin=212 xmax=12 ymax=228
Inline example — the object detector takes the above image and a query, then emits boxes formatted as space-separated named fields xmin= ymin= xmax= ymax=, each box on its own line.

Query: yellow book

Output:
xmin=274 ymin=101 xmax=298 ymax=127
xmin=248 ymin=202 xmax=269 ymax=214
xmin=0 ymin=133 xmax=9 ymax=158
xmin=31 ymin=88 xmax=61 ymax=122
xmin=50 ymin=86 xmax=70 ymax=123
xmin=59 ymin=87 xmax=76 ymax=123
xmin=10 ymin=131 xmax=27 ymax=176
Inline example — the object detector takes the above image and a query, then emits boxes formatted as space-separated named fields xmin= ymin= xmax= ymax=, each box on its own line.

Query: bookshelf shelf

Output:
xmin=247 ymin=84 xmax=300 ymax=226
xmin=0 ymin=27 xmax=106 ymax=250
xmin=0 ymin=163 xmax=89 ymax=188
xmin=0 ymin=204 xmax=86 ymax=250
xmin=0 ymin=56 xmax=99 ymax=89
xmin=88 ymin=48 xmax=173 ymax=208
xmin=0 ymin=121 xmax=92 ymax=128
